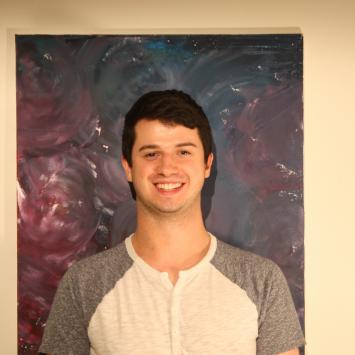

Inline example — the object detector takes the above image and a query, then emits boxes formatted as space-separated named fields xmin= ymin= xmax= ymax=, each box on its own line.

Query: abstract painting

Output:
xmin=16 ymin=34 xmax=303 ymax=354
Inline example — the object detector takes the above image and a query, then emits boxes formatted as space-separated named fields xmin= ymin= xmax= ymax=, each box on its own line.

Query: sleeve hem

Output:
xmin=268 ymin=337 xmax=306 ymax=354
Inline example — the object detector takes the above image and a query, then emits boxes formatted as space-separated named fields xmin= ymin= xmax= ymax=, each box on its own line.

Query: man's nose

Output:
xmin=157 ymin=154 xmax=178 ymax=176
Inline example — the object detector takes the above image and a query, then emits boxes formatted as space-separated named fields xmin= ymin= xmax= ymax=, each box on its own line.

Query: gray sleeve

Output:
xmin=256 ymin=263 xmax=305 ymax=355
xmin=39 ymin=268 xmax=90 ymax=355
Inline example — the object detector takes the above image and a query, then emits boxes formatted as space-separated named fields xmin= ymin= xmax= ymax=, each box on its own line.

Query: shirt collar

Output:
xmin=125 ymin=233 xmax=217 ymax=288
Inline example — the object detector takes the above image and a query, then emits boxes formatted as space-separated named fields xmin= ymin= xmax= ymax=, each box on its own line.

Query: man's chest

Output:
xmin=87 ymin=265 xmax=258 ymax=355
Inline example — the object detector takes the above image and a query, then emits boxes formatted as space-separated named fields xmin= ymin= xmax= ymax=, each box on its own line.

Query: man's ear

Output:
xmin=204 ymin=153 xmax=214 ymax=178
xmin=121 ymin=156 xmax=133 ymax=182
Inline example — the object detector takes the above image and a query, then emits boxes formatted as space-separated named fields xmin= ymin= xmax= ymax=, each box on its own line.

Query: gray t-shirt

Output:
xmin=39 ymin=234 xmax=305 ymax=355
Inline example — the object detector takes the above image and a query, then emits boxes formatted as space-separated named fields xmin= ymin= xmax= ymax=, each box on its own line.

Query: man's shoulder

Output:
xmin=64 ymin=239 xmax=132 ymax=285
xmin=211 ymin=237 xmax=287 ymax=306
xmin=213 ymin=237 xmax=278 ymax=276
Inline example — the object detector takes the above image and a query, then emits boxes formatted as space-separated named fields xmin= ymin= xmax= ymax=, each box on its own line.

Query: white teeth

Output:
xmin=156 ymin=183 xmax=182 ymax=190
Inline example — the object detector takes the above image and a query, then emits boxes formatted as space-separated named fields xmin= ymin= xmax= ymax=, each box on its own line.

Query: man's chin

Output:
xmin=151 ymin=204 xmax=184 ymax=215
xmin=136 ymin=195 xmax=200 ymax=217
xmin=139 ymin=201 xmax=185 ymax=216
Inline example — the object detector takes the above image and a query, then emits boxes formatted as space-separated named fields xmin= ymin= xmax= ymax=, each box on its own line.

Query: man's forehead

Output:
xmin=133 ymin=120 xmax=202 ymax=150
xmin=134 ymin=119 xmax=198 ymax=136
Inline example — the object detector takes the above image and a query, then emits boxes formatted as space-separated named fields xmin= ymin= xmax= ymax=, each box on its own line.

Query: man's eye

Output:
xmin=144 ymin=152 xmax=158 ymax=159
xmin=179 ymin=150 xmax=191 ymax=156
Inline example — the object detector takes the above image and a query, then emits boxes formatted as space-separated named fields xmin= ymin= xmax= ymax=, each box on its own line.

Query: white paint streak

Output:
xmin=276 ymin=163 xmax=297 ymax=176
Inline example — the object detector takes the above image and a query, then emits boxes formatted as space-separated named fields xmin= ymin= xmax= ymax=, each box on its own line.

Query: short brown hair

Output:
xmin=122 ymin=90 xmax=213 ymax=166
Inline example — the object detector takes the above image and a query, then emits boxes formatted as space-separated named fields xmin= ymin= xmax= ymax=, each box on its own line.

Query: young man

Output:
xmin=39 ymin=90 xmax=305 ymax=355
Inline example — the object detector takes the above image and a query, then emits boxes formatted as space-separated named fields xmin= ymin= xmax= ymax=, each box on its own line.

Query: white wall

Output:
xmin=1 ymin=1 xmax=354 ymax=353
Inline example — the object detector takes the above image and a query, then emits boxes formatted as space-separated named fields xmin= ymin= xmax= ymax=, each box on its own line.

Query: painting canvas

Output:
xmin=16 ymin=34 xmax=303 ymax=354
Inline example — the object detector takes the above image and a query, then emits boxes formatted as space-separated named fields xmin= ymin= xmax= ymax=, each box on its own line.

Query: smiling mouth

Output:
xmin=155 ymin=182 xmax=184 ymax=191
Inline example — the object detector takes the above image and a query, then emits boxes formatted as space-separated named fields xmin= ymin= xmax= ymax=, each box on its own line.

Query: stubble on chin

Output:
xmin=136 ymin=193 xmax=203 ymax=223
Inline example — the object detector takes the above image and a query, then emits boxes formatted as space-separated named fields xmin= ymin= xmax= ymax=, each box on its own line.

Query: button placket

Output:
xmin=170 ymin=277 xmax=183 ymax=355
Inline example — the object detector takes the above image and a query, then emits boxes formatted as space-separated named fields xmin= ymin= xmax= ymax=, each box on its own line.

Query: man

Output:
xmin=39 ymin=90 xmax=305 ymax=354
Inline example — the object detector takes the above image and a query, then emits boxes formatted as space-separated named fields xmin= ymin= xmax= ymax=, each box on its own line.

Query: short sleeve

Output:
xmin=39 ymin=268 xmax=90 ymax=355
xmin=256 ymin=263 xmax=305 ymax=355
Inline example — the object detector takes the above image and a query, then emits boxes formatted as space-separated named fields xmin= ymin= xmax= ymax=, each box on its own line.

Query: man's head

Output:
xmin=122 ymin=90 xmax=213 ymax=166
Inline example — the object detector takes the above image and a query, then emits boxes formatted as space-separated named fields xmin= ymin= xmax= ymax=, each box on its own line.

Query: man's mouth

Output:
xmin=155 ymin=182 xmax=184 ymax=191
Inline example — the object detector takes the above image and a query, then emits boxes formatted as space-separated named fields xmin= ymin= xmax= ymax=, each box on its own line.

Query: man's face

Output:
xmin=122 ymin=119 xmax=213 ymax=217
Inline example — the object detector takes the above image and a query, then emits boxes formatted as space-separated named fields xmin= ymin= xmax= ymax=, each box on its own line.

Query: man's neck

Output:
xmin=132 ymin=206 xmax=211 ymax=276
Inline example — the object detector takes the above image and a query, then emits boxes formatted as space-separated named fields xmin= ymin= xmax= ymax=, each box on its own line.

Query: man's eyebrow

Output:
xmin=138 ymin=144 xmax=160 ymax=152
xmin=175 ymin=142 xmax=198 ymax=148
xmin=138 ymin=142 xmax=197 ymax=152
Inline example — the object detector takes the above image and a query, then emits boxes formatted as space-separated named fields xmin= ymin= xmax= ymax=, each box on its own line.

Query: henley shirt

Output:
xmin=39 ymin=234 xmax=305 ymax=355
